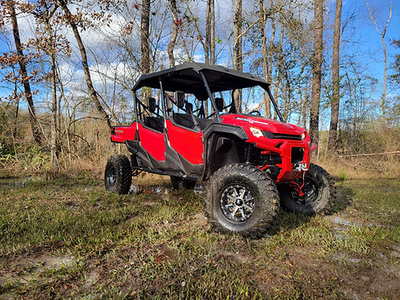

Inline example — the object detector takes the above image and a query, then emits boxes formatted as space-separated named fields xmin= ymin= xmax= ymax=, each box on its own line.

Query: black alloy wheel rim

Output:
xmin=220 ymin=184 xmax=255 ymax=222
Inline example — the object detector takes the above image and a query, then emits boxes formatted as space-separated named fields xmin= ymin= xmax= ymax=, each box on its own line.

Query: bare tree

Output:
xmin=141 ymin=0 xmax=150 ymax=74
xmin=309 ymin=0 xmax=324 ymax=150
xmin=233 ymin=0 xmax=243 ymax=112
xmin=260 ymin=0 xmax=271 ymax=118
xmin=206 ymin=0 xmax=215 ymax=65
xmin=167 ymin=0 xmax=179 ymax=67
xmin=366 ymin=0 xmax=392 ymax=120
xmin=328 ymin=0 xmax=342 ymax=153
xmin=58 ymin=0 xmax=111 ymax=129
xmin=203 ymin=0 xmax=215 ymax=116
xmin=5 ymin=0 xmax=44 ymax=145
xmin=40 ymin=1 xmax=60 ymax=169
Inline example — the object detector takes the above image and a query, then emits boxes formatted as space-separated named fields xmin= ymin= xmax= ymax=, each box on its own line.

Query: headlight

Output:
xmin=301 ymin=132 xmax=306 ymax=140
xmin=250 ymin=127 xmax=263 ymax=138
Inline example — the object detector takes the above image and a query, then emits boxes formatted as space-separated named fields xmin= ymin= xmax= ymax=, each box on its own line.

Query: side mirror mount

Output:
xmin=148 ymin=97 xmax=156 ymax=113
xmin=176 ymin=91 xmax=185 ymax=109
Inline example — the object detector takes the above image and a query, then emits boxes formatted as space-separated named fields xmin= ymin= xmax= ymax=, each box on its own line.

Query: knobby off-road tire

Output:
xmin=105 ymin=154 xmax=132 ymax=194
xmin=204 ymin=164 xmax=280 ymax=238
xmin=279 ymin=163 xmax=336 ymax=215
xmin=170 ymin=176 xmax=197 ymax=190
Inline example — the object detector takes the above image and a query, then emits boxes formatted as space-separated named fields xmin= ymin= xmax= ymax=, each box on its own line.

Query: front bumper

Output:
xmin=254 ymin=139 xmax=312 ymax=182
xmin=274 ymin=141 xmax=311 ymax=182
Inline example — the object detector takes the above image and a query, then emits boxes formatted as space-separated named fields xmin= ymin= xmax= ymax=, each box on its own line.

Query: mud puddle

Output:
xmin=0 ymin=177 xmax=37 ymax=189
xmin=1 ymin=254 xmax=77 ymax=287
xmin=128 ymin=184 xmax=204 ymax=195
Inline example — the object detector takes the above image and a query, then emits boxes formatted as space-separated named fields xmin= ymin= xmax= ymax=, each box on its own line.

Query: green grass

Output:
xmin=0 ymin=173 xmax=399 ymax=299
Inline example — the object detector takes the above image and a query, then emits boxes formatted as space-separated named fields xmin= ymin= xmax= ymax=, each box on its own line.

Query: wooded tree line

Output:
xmin=0 ymin=0 xmax=398 ymax=171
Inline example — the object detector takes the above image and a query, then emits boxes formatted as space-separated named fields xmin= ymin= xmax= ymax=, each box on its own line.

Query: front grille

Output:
xmin=291 ymin=147 xmax=304 ymax=163
xmin=255 ymin=152 xmax=282 ymax=165
xmin=262 ymin=153 xmax=282 ymax=165
xmin=263 ymin=131 xmax=302 ymax=140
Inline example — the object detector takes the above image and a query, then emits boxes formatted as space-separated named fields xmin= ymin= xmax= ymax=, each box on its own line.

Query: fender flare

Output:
xmin=201 ymin=123 xmax=249 ymax=180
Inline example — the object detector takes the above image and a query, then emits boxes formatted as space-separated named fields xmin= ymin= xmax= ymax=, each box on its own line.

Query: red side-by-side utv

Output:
xmin=105 ymin=63 xmax=335 ymax=238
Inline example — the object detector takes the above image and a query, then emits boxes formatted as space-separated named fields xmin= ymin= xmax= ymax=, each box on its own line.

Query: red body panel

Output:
xmin=110 ymin=115 xmax=313 ymax=183
xmin=166 ymin=120 xmax=204 ymax=164
xmin=138 ymin=123 xmax=166 ymax=161
xmin=221 ymin=114 xmax=311 ymax=182
xmin=110 ymin=124 xmax=137 ymax=143
xmin=221 ymin=114 xmax=303 ymax=136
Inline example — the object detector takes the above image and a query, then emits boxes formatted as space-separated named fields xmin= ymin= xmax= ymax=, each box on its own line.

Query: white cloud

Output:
xmin=248 ymin=102 xmax=261 ymax=111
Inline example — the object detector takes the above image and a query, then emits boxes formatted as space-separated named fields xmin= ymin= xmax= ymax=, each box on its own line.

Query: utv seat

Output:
xmin=173 ymin=113 xmax=195 ymax=129
xmin=144 ymin=117 xmax=164 ymax=132
xmin=196 ymin=118 xmax=213 ymax=130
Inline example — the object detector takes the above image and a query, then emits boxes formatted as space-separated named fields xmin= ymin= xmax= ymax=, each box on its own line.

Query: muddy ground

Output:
xmin=0 ymin=174 xmax=399 ymax=299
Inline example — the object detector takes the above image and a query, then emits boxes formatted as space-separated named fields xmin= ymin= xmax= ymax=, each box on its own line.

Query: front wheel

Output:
xmin=278 ymin=164 xmax=336 ymax=215
xmin=204 ymin=164 xmax=280 ymax=238
xmin=105 ymin=154 xmax=132 ymax=194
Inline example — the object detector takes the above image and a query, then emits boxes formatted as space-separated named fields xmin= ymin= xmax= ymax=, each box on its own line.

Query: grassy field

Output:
xmin=0 ymin=168 xmax=399 ymax=299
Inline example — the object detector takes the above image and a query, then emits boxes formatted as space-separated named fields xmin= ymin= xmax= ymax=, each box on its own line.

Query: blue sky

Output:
xmin=332 ymin=0 xmax=399 ymax=86
xmin=0 ymin=0 xmax=398 ymax=110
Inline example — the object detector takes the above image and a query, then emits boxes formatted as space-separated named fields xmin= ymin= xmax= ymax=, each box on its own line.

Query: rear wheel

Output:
xmin=279 ymin=164 xmax=335 ymax=215
xmin=105 ymin=155 xmax=132 ymax=194
xmin=204 ymin=164 xmax=279 ymax=238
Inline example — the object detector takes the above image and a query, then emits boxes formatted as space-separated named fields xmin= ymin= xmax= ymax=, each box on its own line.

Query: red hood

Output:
xmin=220 ymin=114 xmax=305 ymax=135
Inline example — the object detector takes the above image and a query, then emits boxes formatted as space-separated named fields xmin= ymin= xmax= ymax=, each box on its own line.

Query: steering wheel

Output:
xmin=250 ymin=110 xmax=261 ymax=116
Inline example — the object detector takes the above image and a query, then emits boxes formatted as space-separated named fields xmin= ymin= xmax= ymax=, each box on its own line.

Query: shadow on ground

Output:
xmin=262 ymin=182 xmax=354 ymax=237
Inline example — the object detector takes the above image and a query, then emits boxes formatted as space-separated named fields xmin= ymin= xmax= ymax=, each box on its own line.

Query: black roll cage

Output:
xmin=132 ymin=63 xmax=284 ymax=124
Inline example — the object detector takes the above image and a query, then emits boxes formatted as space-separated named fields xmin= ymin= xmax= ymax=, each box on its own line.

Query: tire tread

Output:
xmin=105 ymin=154 xmax=132 ymax=195
xmin=204 ymin=163 xmax=279 ymax=238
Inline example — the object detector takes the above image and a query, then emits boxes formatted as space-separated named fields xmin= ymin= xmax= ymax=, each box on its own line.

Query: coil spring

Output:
xmin=245 ymin=145 xmax=252 ymax=163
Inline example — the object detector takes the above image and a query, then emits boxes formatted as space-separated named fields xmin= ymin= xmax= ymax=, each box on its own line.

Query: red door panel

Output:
xmin=139 ymin=123 xmax=166 ymax=161
xmin=110 ymin=123 xmax=136 ymax=143
xmin=166 ymin=120 xmax=203 ymax=164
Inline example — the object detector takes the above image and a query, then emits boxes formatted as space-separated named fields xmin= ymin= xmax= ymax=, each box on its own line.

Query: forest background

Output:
xmin=0 ymin=0 xmax=399 ymax=177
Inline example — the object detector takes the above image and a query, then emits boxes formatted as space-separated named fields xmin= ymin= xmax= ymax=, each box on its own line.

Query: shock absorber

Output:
xmin=245 ymin=145 xmax=252 ymax=163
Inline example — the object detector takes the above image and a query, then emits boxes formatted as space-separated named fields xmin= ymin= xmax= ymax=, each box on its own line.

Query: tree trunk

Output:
xmin=302 ymin=81 xmax=311 ymax=129
xmin=204 ymin=0 xmax=215 ymax=116
xmin=210 ymin=0 xmax=215 ymax=65
xmin=309 ymin=0 xmax=324 ymax=152
xmin=302 ymin=84 xmax=310 ymax=128
xmin=205 ymin=1 xmax=210 ymax=64
xmin=167 ymin=0 xmax=178 ymax=67
xmin=270 ymin=0 xmax=277 ymax=119
xmin=12 ymin=70 xmax=19 ymax=141
xmin=44 ymin=13 xmax=59 ymax=170
xmin=366 ymin=0 xmax=392 ymax=121
xmin=260 ymin=0 xmax=271 ymax=118
xmin=296 ymin=64 xmax=305 ymax=126
xmin=59 ymin=0 xmax=111 ymax=128
xmin=206 ymin=0 xmax=215 ymax=65
xmin=141 ymin=0 xmax=151 ymax=74
xmin=273 ymin=13 xmax=284 ymax=120
xmin=328 ymin=0 xmax=342 ymax=153
xmin=8 ymin=1 xmax=43 ymax=145
xmin=233 ymin=0 xmax=243 ymax=113
xmin=381 ymin=34 xmax=387 ymax=120
xmin=283 ymin=70 xmax=291 ymax=122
